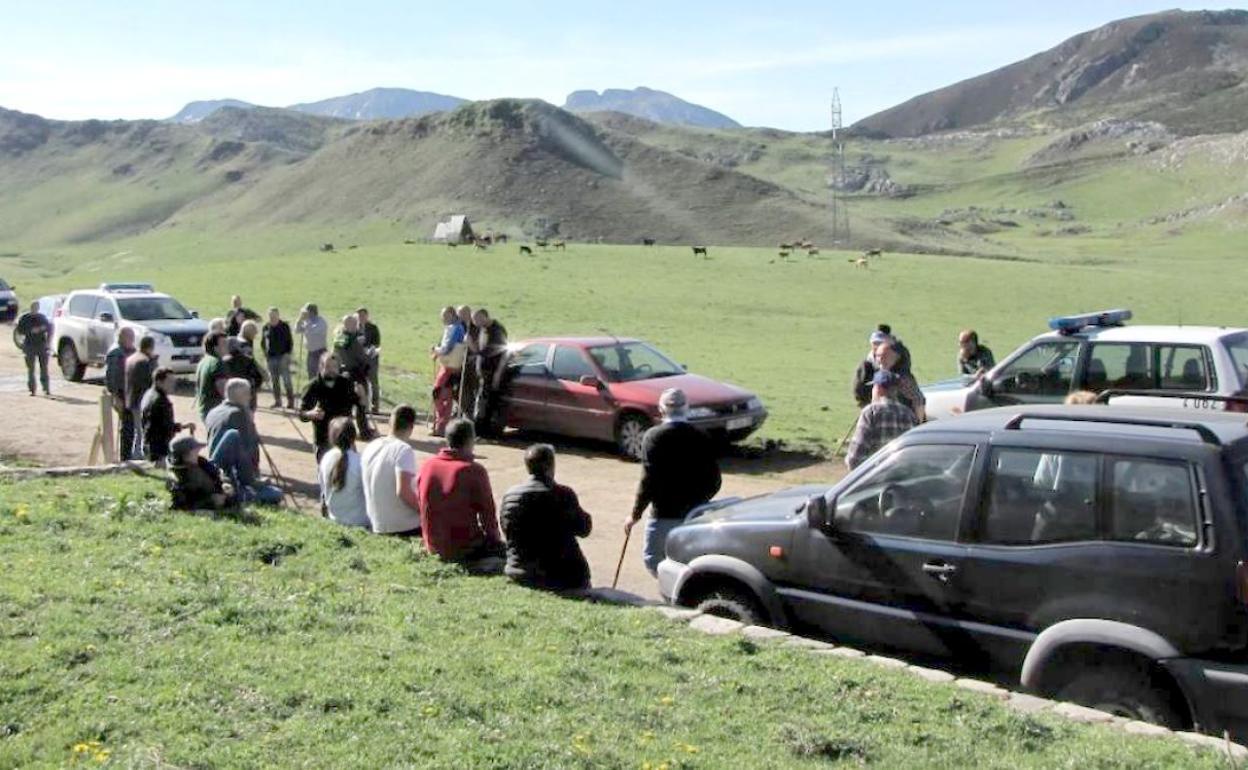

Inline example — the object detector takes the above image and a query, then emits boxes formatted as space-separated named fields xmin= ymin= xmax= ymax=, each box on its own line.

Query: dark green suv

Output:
xmin=659 ymin=405 xmax=1248 ymax=737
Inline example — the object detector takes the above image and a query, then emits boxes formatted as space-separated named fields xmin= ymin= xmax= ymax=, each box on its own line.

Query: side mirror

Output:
xmin=579 ymin=375 xmax=605 ymax=389
xmin=98 ymin=312 xmax=115 ymax=324
xmin=189 ymin=309 xmax=200 ymax=318
xmin=978 ymin=376 xmax=995 ymax=397
xmin=802 ymin=494 xmax=836 ymax=533
xmin=680 ymin=363 xmax=689 ymax=371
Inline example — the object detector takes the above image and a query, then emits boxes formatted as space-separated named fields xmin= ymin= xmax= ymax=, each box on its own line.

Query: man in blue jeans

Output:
xmin=204 ymin=378 xmax=283 ymax=505
xmin=624 ymin=388 xmax=722 ymax=575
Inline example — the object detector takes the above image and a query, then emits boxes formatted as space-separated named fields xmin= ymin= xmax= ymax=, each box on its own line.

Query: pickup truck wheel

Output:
xmin=694 ymin=586 xmax=765 ymax=626
xmin=616 ymin=413 xmax=650 ymax=461
xmin=58 ymin=341 xmax=85 ymax=382
xmin=1054 ymin=663 xmax=1185 ymax=728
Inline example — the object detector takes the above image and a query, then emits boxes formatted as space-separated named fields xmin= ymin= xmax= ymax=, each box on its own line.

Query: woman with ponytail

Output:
xmin=318 ymin=416 xmax=369 ymax=527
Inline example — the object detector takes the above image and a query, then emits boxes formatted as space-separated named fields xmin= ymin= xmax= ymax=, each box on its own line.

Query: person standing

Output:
xmin=124 ymin=335 xmax=158 ymax=459
xmin=500 ymin=444 xmax=593 ymax=591
xmin=299 ymin=354 xmax=364 ymax=459
xmin=224 ymin=295 xmax=259 ymax=337
xmin=105 ymin=327 xmax=137 ymax=460
xmin=318 ymin=417 xmax=369 ymax=527
xmin=262 ymin=307 xmax=295 ymax=410
xmin=357 ymin=307 xmax=382 ymax=413
xmin=204 ymin=379 xmax=283 ymax=505
xmin=14 ymin=301 xmax=51 ymax=397
xmin=417 ymin=419 xmax=505 ymax=570
xmin=456 ymin=304 xmax=479 ymax=417
xmin=877 ymin=323 xmax=912 ymax=376
xmin=851 ymin=330 xmax=888 ymax=408
xmin=141 ymin=367 xmax=184 ymax=464
xmin=877 ymin=341 xmax=926 ymax=421
xmin=295 ymin=303 xmax=329 ymax=382
xmin=361 ymin=404 xmax=423 ymax=536
xmin=471 ymin=308 xmax=508 ymax=430
xmin=957 ymin=329 xmax=995 ymax=377
xmin=845 ymin=371 xmax=919 ymax=470
xmin=429 ymin=306 xmax=466 ymax=437
xmin=624 ymin=389 xmax=722 ymax=575
xmin=333 ymin=313 xmax=374 ymax=437
xmin=195 ymin=332 xmax=230 ymax=421
xmin=226 ymin=321 xmax=266 ymax=411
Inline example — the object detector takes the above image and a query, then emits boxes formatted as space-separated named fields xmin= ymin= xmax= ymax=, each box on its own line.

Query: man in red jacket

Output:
xmin=417 ymin=418 xmax=505 ymax=572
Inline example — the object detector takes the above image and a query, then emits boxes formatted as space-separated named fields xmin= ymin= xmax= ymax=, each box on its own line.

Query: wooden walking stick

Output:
xmin=611 ymin=526 xmax=634 ymax=589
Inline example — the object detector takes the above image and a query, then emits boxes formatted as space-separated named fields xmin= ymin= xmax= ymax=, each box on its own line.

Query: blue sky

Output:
xmin=0 ymin=1 xmax=1240 ymax=130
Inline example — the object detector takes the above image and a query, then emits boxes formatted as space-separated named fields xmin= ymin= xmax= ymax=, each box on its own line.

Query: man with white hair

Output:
xmin=204 ymin=378 xmax=282 ymax=505
xmin=625 ymin=388 xmax=722 ymax=575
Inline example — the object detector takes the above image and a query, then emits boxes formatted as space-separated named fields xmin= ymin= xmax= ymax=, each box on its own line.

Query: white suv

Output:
xmin=53 ymin=284 xmax=210 ymax=380
xmin=925 ymin=310 xmax=1248 ymax=419
xmin=0 ymin=277 xmax=17 ymax=322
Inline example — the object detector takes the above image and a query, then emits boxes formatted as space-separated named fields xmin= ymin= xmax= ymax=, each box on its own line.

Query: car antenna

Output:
xmin=597 ymin=327 xmax=622 ymax=346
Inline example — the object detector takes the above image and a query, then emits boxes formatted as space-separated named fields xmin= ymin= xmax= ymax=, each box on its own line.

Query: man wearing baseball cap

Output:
xmin=845 ymin=370 xmax=919 ymax=470
xmin=625 ymin=388 xmax=722 ymax=575
xmin=166 ymin=434 xmax=234 ymax=511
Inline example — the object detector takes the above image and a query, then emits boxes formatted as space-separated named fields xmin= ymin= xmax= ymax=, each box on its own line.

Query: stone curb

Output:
xmin=646 ymin=605 xmax=1248 ymax=761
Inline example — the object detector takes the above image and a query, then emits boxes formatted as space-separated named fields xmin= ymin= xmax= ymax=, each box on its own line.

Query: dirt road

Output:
xmin=0 ymin=341 xmax=842 ymax=598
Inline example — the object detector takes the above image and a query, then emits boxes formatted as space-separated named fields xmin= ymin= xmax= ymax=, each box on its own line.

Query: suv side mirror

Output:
xmin=579 ymin=375 xmax=605 ymax=389
xmin=189 ymin=309 xmax=200 ymax=318
xmin=978 ymin=376 xmax=995 ymax=397
xmin=803 ymin=494 xmax=836 ymax=533
xmin=98 ymin=312 xmax=115 ymax=324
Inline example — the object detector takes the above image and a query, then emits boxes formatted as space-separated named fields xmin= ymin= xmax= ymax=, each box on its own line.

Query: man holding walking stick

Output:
xmin=623 ymin=388 xmax=721 ymax=576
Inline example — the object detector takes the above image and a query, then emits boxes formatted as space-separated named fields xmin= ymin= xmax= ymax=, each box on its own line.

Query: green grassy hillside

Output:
xmin=0 ymin=475 xmax=1232 ymax=768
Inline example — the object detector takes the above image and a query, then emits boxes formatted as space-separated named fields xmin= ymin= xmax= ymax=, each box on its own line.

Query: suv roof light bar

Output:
xmin=1048 ymin=309 xmax=1132 ymax=335
xmin=99 ymin=282 xmax=155 ymax=293
xmin=1003 ymin=411 xmax=1222 ymax=446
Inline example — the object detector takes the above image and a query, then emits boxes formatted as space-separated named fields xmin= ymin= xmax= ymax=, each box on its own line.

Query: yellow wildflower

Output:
xmin=658 ymin=695 xmax=674 ymax=706
xmin=94 ymin=748 xmax=111 ymax=763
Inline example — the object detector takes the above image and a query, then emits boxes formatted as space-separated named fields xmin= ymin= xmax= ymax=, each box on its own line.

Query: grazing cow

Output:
xmin=479 ymin=234 xmax=493 ymax=246
xmin=446 ymin=241 xmax=458 ymax=249
xmin=519 ymin=245 xmax=533 ymax=256
xmin=865 ymin=248 xmax=883 ymax=258
xmin=851 ymin=258 xmax=869 ymax=269
xmin=474 ymin=240 xmax=488 ymax=251
xmin=778 ymin=250 xmax=790 ymax=258
xmin=692 ymin=246 xmax=708 ymax=257
xmin=535 ymin=238 xmax=549 ymax=248
xmin=496 ymin=233 xmax=509 ymax=244
xmin=320 ymin=243 xmax=334 ymax=252
xmin=779 ymin=243 xmax=793 ymax=251
xmin=807 ymin=247 xmax=820 ymax=256
xmin=553 ymin=240 xmax=566 ymax=251
xmin=404 ymin=239 xmax=416 ymax=245
xmin=642 ymin=238 xmax=656 ymax=246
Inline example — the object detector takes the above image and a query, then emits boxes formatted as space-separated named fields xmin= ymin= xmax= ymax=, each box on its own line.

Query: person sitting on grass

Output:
xmin=417 ymin=418 xmax=505 ymax=572
xmin=167 ymin=434 xmax=235 ymax=511
xmin=361 ymin=404 xmax=423 ymax=537
xmin=204 ymin=378 xmax=283 ymax=505
xmin=500 ymin=443 xmax=593 ymax=591
xmin=318 ymin=417 xmax=369 ymax=528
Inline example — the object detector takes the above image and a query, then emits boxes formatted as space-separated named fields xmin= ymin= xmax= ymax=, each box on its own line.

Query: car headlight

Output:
xmin=687 ymin=406 xmax=716 ymax=419
xmin=147 ymin=331 xmax=169 ymax=346
xmin=746 ymin=397 xmax=763 ymax=411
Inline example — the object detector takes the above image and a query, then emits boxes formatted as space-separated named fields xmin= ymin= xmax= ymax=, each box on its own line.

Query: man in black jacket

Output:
xmin=625 ymin=388 xmax=721 ymax=575
xmin=262 ymin=307 xmax=295 ymax=410
xmin=357 ymin=307 xmax=382 ymax=413
xmin=141 ymin=367 xmax=184 ymax=463
xmin=300 ymin=353 xmax=365 ymax=458
xmin=14 ymin=301 xmax=51 ymax=397
xmin=500 ymin=444 xmax=593 ymax=591
xmin=471 ymin=308 xmax=508 ymax=431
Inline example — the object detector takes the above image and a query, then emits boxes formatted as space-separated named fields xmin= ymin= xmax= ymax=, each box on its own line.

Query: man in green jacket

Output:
xmin=195 ymin=332 xmax=230 ymax=421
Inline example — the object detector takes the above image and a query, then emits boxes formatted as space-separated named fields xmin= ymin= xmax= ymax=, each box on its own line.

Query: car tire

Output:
xmin=58 ymin=341 xmax=85 ymax=382
xmin=1054 ymin=663 xmax=1186 ymax=728
xmin=694 ymin=586 xmax=766 ymax=626
xmin=616 ymin=413 xmax=651 ymax=461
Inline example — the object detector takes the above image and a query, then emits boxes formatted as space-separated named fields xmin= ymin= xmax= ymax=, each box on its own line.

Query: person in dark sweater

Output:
xmin=166 ymin=434 xmax=234 ymax=511
xmin=471 ymin=308 xmax=508 ymax=430
xmin=500 ymin=444 xmax=593 ymax=591
xmin=224 ymin=294 xmax=260 ymax=337
xmin=15 ymin=301 xmax=51 ymax=397
xmin=625 ymin=388 xmax=722 ymax=575
xmin=262 ymin=307 xmax=295 ymax=410
xmin=357 ymin=307 xmax=382 ymax=413
xmin=141 ymin=367 xmax=185 ymax=463
xmin=300 ymin=353 xmax=365 ymax=458
xmin=124 ymin=336 xmax=158 ymax=459
xmin=105 ymin=327 xmax=137 ymax=460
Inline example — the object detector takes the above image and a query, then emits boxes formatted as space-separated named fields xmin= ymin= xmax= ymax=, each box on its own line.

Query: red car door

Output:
xmin=544 ymin=344 xmax=617 ymax=441
xmin=501 ymin=343 xmax=554 ymax=431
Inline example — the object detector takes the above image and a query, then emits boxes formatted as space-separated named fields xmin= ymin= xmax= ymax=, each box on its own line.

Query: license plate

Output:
xmin=727 ymin=416 xmax=753 ymax=431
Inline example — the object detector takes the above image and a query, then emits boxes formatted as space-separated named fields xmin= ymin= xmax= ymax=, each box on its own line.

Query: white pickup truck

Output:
xmin=924 ymin=310 xmax=1248 ymax=419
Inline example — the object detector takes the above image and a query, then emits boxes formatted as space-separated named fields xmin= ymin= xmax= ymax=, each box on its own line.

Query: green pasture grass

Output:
xmin=0 ymin=475 xmax=1232 ymax=768
xmin=2 ymin=231 xmax=1244 ymax=456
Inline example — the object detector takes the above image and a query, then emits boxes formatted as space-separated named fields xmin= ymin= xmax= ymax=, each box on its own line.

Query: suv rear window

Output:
xmin=1086 ymin=342 xmax=1212 ymax=392
xmin=1225 ymin=334 xmax=1248 ymax=389
xmin=1107 ymin=458 xmax=1198 ymax=547
xmin=980 ymin=448 xmax=1098 ymax=544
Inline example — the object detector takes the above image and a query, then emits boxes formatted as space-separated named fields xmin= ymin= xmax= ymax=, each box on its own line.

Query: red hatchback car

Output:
xmin=495 ymin=337 xmax=767 ymax=460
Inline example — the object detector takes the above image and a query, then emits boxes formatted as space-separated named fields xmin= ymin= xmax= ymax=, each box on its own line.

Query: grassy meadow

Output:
xmin=1 ymin=227 xmax=1243 ymax=455
xmin=0 ymin=474 xmax=1234 ymax=768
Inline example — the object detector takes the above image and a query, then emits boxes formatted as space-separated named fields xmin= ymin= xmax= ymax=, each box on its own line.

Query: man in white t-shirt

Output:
xmin=361 ymin=403 xmax=423 ymax=535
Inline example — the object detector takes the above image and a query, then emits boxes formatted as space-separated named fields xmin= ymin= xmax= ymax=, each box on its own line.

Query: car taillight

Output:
xmin=1237 ymin=561 xmax=1248 ymax=606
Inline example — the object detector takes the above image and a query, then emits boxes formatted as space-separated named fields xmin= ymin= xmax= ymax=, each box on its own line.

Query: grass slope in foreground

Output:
xmin=0 ymin=476 xmax=1229 ymax=768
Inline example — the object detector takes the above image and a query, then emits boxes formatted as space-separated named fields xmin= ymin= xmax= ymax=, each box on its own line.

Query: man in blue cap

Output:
xmin=845 ymin=370 xmax=918 ymax=470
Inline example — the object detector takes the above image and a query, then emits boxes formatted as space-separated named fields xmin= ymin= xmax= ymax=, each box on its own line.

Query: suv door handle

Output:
xmin=921 ymin=561 xmax=959 ymax=582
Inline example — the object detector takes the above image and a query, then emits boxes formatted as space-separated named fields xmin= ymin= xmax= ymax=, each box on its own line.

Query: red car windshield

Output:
xmin=588 ymin=342 xmax=683 ymax=383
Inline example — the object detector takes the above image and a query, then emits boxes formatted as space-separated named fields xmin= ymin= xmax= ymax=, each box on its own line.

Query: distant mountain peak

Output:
xmin=168 ymin=99 xmax=256 ymax=124
xmin=854 ymin=9 xmax=1248 ymax=138
xmin=288 ymin=88 xmax=466 ymax=120
xmin=564 ymin=87 xmax=741 ymax=129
